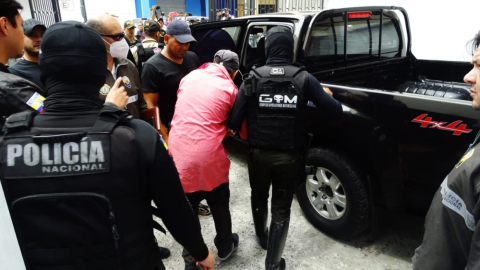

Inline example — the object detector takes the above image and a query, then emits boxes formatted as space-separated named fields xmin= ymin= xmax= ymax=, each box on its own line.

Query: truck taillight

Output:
xmin=347 ymin=12 xmax=372 ymax=19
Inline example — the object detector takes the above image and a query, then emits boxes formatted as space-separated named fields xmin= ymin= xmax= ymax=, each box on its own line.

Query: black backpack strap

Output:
xmin=91 ymin=105 xmax=132 ymax=133
xmin=3 ymin=110 xmax=38 ymax=137
xmin=284 ymin=65 xmax=305 ymax=77
xmin=253 ymin=65 xmax=274 ymax=78
xmin=250 ymin=66 xmax=261 ymax=77
xmin=159 ymin=30 xmax=166 ymax=48
xmin=136 ymin=43 xmax=146 ymax=66
xmin=292 ymin=62 xmax=306 ymax=70
xmin=144 ymin=47 xmax=156 ymax=60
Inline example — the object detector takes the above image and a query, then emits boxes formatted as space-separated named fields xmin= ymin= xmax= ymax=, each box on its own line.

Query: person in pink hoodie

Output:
xmin=168 ymin=50 xmax=240 ymax=269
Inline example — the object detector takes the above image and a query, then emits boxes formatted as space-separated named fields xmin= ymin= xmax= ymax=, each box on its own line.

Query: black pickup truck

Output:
xmin=189 ymin=6 xmax=480 ymax=238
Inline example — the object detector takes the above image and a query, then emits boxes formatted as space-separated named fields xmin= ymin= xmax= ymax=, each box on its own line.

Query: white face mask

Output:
xmin=103 ymin=38 xmax=129 ymax=59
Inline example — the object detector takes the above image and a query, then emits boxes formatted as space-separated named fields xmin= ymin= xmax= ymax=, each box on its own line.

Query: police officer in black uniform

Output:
xmin=0 ymin=21 xmax=215 ymax=270
xmin=412 ymin=31 xmax=480 ymax=270
xmin=228 ymin=26 xmax=342 ymax=270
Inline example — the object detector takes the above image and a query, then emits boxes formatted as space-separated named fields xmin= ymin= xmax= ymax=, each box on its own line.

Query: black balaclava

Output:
xmin=264 ymin=26 xmax=294 ymax=66
xmin=39 ymin=21 xmax=107 ymax=112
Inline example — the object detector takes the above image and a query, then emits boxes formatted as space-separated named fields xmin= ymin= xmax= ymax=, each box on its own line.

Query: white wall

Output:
xmin=58 ymin=0 xmax=86 ymax=22
xmin=18 ymin=0 xmax=33 ymax=20
xmin=84 ymin=0 xmax=137 ymax=26
xmin=18 ymin=0 xmax=137 ymax=25
xmin=323 ymin=0 xmax=480 ymax=62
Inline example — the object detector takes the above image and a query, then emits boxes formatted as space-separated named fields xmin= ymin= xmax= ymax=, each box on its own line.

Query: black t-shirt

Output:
xmin=8 ymin=59 xmax=44 ymax=89
xmin=141 ymin=51 xmax=200 ymax=124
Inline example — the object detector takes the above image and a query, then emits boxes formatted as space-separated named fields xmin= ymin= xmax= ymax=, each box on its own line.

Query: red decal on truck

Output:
xmin=412 ymin=114 xmax=472 ymax=136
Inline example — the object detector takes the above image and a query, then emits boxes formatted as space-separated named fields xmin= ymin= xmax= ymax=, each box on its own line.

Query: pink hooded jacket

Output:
xmin=168 ymin=63 xmax=238 ymax=193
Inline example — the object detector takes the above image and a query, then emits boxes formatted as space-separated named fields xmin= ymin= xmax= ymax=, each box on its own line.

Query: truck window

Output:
xmin=306 ymin=11 xmax=402 ymax=67
xmin=222 ymin=26 xmax=243 ymax=45
xmin=245 ymin=26 xmax=267 ymax=71
xmin=248 ymin=26 xmax=266 ymax=48
xmin=243 ymin=23 xmax=293 ymax=71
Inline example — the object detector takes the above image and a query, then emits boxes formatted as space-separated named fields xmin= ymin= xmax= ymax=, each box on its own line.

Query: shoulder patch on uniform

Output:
xmin=26 ymin=92 xmax=45 ymax=113
xmin=122 ymin=76 xmax=131 ymax=88
xmin=440 ymin=177 xmax=475 ymax=231
xmin=270 ymin=68 xmax=285 ymax=76
xmin=456 ymin=148 xmax=474 ymax=169
xmin=99 ymin=84 xmax=111 ymax=96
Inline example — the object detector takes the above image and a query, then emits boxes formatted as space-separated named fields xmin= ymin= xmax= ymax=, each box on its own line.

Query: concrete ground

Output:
xmin=154 ymin=138 xmax=425 ymax=270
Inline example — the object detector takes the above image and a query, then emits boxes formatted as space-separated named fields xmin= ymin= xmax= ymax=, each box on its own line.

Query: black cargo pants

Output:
xmin=247 ymin=148 xmax=302 ymax=222
xmin=182 ymin=183 xmax=233 ymax=266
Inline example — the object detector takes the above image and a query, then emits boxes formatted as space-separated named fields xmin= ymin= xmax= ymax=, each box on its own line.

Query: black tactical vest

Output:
xmin=246 ymin=65 xmax=309 ymax=152
xmin=137 ymin=45 xmax=157 ymax=64
xmin=136 ymin=40 xmax=164 ymax=63
xmin=0 ymin=108 xmax=161 ymax=270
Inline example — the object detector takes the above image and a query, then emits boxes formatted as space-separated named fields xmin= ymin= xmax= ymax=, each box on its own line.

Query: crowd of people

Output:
xmin=1 ymin=0 xmax=480 ymax=270
xmin=148 ymin=5 xmax=209 ymax=28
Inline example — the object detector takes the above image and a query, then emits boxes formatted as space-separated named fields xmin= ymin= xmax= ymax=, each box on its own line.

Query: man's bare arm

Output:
xmin=144 ymin=92 xmax=159 ymax=109
xmin=150 ymin=5 xmax=157 ymax=20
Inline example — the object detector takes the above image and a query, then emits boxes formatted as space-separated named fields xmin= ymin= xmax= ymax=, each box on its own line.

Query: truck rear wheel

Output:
xmin=297 ymin=148 xmax=370 ymax=239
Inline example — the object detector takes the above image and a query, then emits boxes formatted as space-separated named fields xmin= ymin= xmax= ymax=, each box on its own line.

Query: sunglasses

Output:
xmin=100 ymin=33 xmax=124 ymax=42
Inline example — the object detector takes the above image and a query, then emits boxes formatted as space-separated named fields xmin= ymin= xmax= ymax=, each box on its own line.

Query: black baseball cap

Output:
xmin=144 ymin=20 xmax=160 ymax=32
xmin=166 ymin=20 xmax=196 ymax=43
xmin=214 ymin=50 xmax=239 ymax=73
xmin=23 ymin=19 xmax=46 ymax=36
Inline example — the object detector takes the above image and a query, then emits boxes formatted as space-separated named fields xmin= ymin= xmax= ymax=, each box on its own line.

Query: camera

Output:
xmin=155 ymin=5 xmax=160 ymax=10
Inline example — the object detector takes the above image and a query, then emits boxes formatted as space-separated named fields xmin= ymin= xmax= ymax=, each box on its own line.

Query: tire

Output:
xmin=297 ymin=147 xmax=370 ymax=239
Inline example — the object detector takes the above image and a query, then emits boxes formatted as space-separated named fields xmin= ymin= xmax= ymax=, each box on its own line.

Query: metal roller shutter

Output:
xmin=156 ymin=0 xmax=186 ymax=15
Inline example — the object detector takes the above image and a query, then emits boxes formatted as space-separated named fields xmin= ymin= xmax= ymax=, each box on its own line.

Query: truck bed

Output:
xmin=307 ymin=57 xmax=472 ymax=101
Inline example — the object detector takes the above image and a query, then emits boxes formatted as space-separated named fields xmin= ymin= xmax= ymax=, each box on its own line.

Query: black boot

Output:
xmin=252 ymin=203 xmax=268 ymax=250
xmin=265 ymin=218 xmax=289 ymax=270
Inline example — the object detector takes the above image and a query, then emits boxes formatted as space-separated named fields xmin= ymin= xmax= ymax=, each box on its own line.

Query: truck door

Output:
xmin=190 ymin=19 xmax=297 ymax=87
